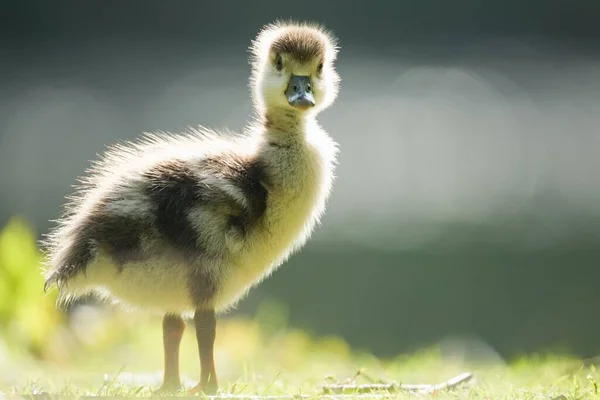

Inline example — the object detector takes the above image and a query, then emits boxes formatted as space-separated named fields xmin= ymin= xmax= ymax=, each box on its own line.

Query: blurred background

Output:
xmin=1 ymin=0 xmax=600 ymax=390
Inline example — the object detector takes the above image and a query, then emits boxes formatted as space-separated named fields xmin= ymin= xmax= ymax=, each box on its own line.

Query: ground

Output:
xmin=1 ymin=304 xmax=599 ymax=400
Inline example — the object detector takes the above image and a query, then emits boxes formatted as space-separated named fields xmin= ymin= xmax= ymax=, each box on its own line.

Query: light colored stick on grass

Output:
xmin=322 ymin=371 xmax=474 ymax=395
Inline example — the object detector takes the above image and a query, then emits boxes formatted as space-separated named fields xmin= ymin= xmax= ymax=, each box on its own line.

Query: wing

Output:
xmin=143 ymin=154 xmax=269 ymax=259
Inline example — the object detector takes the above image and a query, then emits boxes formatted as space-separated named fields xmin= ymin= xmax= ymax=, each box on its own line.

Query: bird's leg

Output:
xmin=157 ymin=313 xmax=186 ymax=393
xmin=188 ymin=309 xmax=218 ymax=395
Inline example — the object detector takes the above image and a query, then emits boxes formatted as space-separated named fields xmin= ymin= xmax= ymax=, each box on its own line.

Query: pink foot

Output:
xmin=187 ymin=381 xmax=218 ymax=396
xmin=156 ymin=380 xmax=183 ymax=394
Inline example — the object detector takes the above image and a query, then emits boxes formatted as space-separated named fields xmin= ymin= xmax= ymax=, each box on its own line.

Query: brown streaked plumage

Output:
xmin=271 ymin=26 xmax=327 ymax=62
xmin=42 ymin=20 xmax=340 ymax=395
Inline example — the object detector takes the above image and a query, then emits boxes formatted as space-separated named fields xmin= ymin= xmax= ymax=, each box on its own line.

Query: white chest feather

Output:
xmin=214 ymin=132 xmax=337 ymax=310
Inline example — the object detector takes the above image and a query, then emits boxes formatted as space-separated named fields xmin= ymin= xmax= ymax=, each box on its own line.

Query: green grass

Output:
xmin=2 ymin=306 xmax=600 ymax=399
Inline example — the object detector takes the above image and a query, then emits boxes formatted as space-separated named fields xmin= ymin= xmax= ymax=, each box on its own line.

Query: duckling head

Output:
xmin=250 ymin=21 xmax=340 ymax=116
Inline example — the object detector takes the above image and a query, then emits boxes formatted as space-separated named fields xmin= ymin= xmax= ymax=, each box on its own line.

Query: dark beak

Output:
xmin=286 ymin=75 xmax=316 ymax=111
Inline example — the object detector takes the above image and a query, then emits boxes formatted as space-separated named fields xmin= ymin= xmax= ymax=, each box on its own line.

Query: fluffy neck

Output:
xmin=258 ymin=106 xmax=315 ymax=146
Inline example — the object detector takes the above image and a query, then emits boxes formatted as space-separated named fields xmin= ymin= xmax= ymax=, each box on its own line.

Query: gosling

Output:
xmin=42 ymin=21 xmax=341 ymax=395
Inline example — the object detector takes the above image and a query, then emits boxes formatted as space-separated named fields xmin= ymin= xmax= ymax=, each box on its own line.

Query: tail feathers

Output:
xmin=42 ymin=232 xmax=98 ymax=294
xmin=43 ymin=270 xmax=62 ymax=293
xmin=43 ymin=274 xmax=55 ymax=293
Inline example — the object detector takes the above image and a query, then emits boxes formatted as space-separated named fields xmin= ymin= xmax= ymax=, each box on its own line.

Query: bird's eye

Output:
xmin=275 ymin=55 xmax=283 ymax=71
xmin=317 ymin=62 xmax=324 ymax=73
